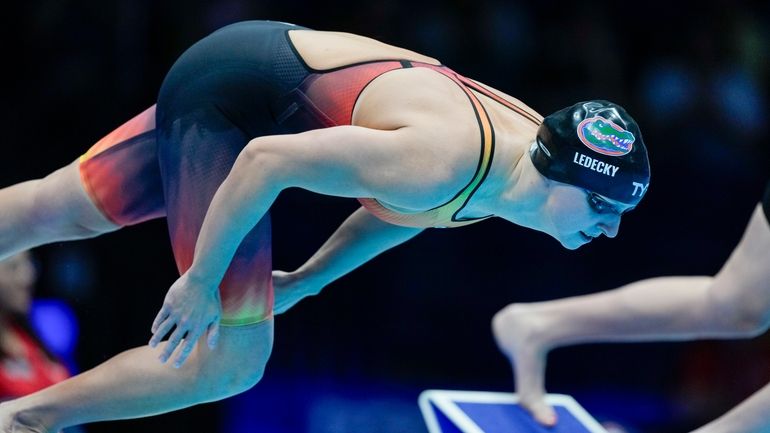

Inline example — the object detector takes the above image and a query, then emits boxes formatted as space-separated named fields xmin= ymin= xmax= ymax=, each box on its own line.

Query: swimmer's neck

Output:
xmin=465 ymin=139 xmax=551 ymax=230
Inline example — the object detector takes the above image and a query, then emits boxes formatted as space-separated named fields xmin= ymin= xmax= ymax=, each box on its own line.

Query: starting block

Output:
xmin=419 ymin=390 xmax=608 ymax=433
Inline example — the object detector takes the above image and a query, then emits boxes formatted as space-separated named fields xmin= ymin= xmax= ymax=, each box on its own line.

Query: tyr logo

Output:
xmin=632 ymin=182 xmax=649 ymax=197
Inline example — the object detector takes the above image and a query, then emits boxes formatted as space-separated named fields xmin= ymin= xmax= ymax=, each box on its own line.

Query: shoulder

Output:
xmin=349 ymin=68 xmax=491 ymax=208
xmin=462 ymin=78 xmax=544 ymax=123
xmin=245 ymin=123 xmax=478 ymax=211
xmin=353 ymin=68 xmax=481 ymax=166
xmin=353 ymin=67 xmax=473 ymax=129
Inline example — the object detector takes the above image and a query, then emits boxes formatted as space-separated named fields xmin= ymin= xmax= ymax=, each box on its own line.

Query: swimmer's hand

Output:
xmin=149 ymin=272 xmax=222 ymax=368
xmin=492 ymin=304 xmax=558 ymax=427
xmin=272 ymin=270 xmax=322 ymax=315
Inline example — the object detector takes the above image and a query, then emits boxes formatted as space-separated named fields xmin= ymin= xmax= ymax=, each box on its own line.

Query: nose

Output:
xmin=599 ymin=213 xmax=621 ymax=238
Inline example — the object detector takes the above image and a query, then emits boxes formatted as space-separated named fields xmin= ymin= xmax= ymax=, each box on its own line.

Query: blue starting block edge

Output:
xmin=419 ymin=390 xmax=608 ymax=433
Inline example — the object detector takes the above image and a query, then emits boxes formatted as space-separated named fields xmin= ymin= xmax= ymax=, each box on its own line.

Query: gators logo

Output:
xmin=577 ymin=117 xmax=635 ymax=156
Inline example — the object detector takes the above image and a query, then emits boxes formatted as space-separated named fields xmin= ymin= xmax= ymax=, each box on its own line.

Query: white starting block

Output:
xmin=419 ymin=390 xmax=608 ymax=433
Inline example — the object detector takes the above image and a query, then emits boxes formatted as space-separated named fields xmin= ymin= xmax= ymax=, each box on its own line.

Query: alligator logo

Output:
xmin=577 ymin=117 xmax=635 ymax=156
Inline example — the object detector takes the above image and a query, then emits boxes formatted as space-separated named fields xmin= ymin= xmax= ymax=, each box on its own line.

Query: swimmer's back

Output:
xmin=288 ymin=28 xmax=540 ymax=127
xmin=289 ymin=28 xmax=481 ymax=199
xmin=288 ymin=26 xmax=541 ymax=214
xmin=288 ymin=29 xmax=441 ymax=70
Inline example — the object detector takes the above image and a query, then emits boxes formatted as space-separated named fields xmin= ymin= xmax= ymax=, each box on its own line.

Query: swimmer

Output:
xmin=0 ymin=20 xmax=649 ymax=431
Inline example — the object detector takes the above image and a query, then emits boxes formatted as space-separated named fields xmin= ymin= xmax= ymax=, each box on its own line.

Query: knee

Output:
xmin=27 ymin=180 xmax=70 ymax=239
xmin=708 ymin=278 xmax=770 ymax=337
xmin=217 ymin=358 xmax=267 ymax=397
xmin=729 ymin=306 xmax=770 ymax=337
xmin=188 ymin=344 xmax=270 ymax=401
xmin=491 ymin=304 xmax=522 ymax=344
xmin=28 ymin=198 xmax=103 ymax=241
xmin=30 ymin=170 xmax=117 ymax=240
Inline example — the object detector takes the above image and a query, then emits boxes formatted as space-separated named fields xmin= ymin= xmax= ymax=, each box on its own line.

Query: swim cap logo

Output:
xmin=577 ymin=117 xmax=635 ymax=156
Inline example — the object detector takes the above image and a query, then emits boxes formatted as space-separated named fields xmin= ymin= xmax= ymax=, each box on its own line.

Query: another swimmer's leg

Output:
xmin=492 ymin=275 xmax=715 ymax=424
xmin=0 ymin=320 xmax=273 ymax=432
xmin=492 ymin=205 xmax=770 ymax=425
xmin=0 ymin=160 xmax=119 ymax=259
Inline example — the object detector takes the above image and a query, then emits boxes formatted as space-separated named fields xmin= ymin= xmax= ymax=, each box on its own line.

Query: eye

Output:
xmin=587 ymin=192 xmax=617 ymax=215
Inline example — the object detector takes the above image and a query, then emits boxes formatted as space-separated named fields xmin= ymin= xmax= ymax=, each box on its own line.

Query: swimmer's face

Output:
xmin=544 ymin=183 xmax=634 ymax=250
xmin=0 ymin=252 xmax=37 ymax=316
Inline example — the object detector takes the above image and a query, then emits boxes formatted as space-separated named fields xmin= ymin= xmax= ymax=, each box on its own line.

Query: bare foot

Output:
xmin=492 ymin=303 xmax=557 ymax=426
xmin=0 ymin=401 xmax=50 ymax=433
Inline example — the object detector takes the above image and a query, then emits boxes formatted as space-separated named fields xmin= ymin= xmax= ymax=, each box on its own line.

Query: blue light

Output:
xmin=29 ymin=299 xmax=79 ymax=360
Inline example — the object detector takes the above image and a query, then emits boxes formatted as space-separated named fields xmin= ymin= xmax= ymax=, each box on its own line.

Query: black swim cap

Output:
xmin=531 ymin=100 xmax=650 ymax=205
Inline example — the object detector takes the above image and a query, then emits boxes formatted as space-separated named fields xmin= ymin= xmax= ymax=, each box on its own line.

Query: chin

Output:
xmin=557 ymin=235 xmax=590 ymax=250
xmin=556 ymin=238 xmax=580 ymax=250
xmin=562 ymin=242 xmax=583 ymax=250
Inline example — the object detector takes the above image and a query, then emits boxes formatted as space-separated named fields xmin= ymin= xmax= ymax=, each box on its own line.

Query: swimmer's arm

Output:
xmin=152 ymin=125 xmax=435 ymax=366
xmin=274 ymin=207 xmax=422 ymax=313
xmin=690 ymin=381 xmax=770 ymax=433
xmin=298 ymin=206 xmax=422 ymax=288
xmin=188 ymin=125 xmax=428 ymax=288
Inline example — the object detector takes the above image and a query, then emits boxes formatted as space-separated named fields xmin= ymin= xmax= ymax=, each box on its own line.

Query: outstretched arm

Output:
xmin=150 ymin=125 xmax=430 ymax=367
xmin=273 ymin=206 xmax=422 ymax=314
xmin=188 ymin=127 xmax=417 ymax=287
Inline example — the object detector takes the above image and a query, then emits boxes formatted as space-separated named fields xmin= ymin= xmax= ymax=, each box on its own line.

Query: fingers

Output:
xmin=151 ymin=306 xmax=170 ymax=334
xmin=207 ymin=321 xmax=220 ymax=349
xmin=149 ymin=314 xmax=175 ymax=348
xmin=150 ymin=317 xmax=221 ymax=369
xmin=515 ymin=355 xmax=555 ymax=426
xmin=173 ymin=328 xmax=203 ymax=369
xmin=154 ymin=319 xmax=221 ymax=367
xmin=523 ymin=400 xmax=557 ymax=426
xmin=158 ymin=325 xmax=187 ymax=364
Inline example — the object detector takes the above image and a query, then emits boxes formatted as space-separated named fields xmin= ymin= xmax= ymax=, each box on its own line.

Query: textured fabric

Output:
xmin=79 ymin=105 xmax=165 ymax=226
xmin=154 ymin=21 xmax=302 ymax=325
xmin=80 ymin=21 xmax=305 ymax=325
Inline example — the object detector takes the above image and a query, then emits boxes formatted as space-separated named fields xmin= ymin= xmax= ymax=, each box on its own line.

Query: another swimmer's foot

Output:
xmin=492 ymin=303 xmax=557 ymax=426
xmin=0 ymin=401 xmax=50 ymax=433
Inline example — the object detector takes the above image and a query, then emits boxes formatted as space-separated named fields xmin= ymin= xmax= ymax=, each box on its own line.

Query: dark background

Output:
xmin=5 ymin=1 xmax=770 ymax=432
